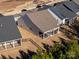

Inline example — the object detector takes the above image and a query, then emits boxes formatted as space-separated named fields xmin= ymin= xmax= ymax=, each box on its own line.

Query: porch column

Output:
xmin=4 ymin=42 xmax=7 ymax=50
xmin=10 ymin=42 xmax=13 ymax=47
xmin=20 ymin=39 xmax=22 ymax=46
xmin=53 ymin=30 xmax=54 ymax=35
xmin=43 ymin=33 xmax=45 ymax=39
xmin=12 ymin=41 xmax=15 ymax=48
xmin=58 ymin=27 xmax=60 ymax=33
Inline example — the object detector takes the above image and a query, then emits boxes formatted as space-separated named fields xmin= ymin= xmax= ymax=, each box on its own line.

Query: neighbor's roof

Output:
xmin=0 ymin=16 xmax=21 ymax=42
xmin=63 ymin=1 xmax=79 ymax=13
xmin=49 ymin=4 xmax=77 ymax=20
xmin=22 ymin=9 xmax=58 ymax=32
xmin=73 ymin=0 xmax=79 ymax=5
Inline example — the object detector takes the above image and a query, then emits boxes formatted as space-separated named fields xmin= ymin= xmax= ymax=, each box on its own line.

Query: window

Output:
xmin=47 ymin=31 xmax=53 ymax=35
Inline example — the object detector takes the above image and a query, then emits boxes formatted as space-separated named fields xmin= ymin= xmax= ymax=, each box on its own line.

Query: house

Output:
xmin=49 ymin=4 xmax=78 ymax=25
xmin=0 ymin=16 xmax=22 ymax=50
xmin=15 ymin=3 xmax=78 ymax=39
xmin=59 ymin=1 xmax=79 ymax=15
xmin=17 ymin=9 xmax=59 ymax=39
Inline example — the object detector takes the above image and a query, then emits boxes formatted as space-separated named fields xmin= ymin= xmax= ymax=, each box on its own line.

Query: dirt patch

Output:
xmin=0 ymin=0 xmax=31 ymax=12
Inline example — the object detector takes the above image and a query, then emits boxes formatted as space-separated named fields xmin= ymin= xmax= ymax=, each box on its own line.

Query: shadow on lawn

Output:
xmin=8 ymin=55 xmax=14 ymax=59
xmin=1 ymin=50 xmax=36 ymax=59
xmin=1 ymin=54 xmax=14 ymax=59
xmin=18 ymin=49 xmax=36 ymax=59
xmin=42 ymin=43 xmax=51 ymax=52
xmin=1 ymin=54 xmax=7 ymax=59
xmin=60 ymin=26 xmax=77 ymax=39
xmin=58 ymin=37 xmax=70 ymax=46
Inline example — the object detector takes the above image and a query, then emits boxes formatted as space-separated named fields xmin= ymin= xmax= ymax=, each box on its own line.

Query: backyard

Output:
xmin=0 ymin=24 xmax=72 ymax=59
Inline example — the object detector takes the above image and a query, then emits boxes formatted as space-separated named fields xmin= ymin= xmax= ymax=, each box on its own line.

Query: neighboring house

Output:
xmin=15 ymin=3 xmax=78 ymax=39
xmin=49 ymin=4 xmax=78 ymax=25
xmin=0 ymin=16 xmax=22 ymax=50
xmin=72 ymin=0 xmax=79 ymax=5
xmin=18 ymin=9 xmax=59 ymax=39
xmin=59 ymin=1 xmax=79 ymax=15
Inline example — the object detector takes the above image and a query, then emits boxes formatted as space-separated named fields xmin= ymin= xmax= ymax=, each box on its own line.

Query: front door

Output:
xmin=39 ymin=32 xmax=43 ymax=38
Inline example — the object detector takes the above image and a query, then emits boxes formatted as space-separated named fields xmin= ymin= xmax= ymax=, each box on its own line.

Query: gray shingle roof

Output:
xmin=49 ymin=4 xmax=77 ymax=20
xmin=0 ymin=16 xmax=21 ymax=42
xmin=22 ymin=9 xmax=58 ymax=32
xmin=63 ymin=1 xmax=79 ymax=13
xmin=73 ymin=0 xmax=79 ymax=5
